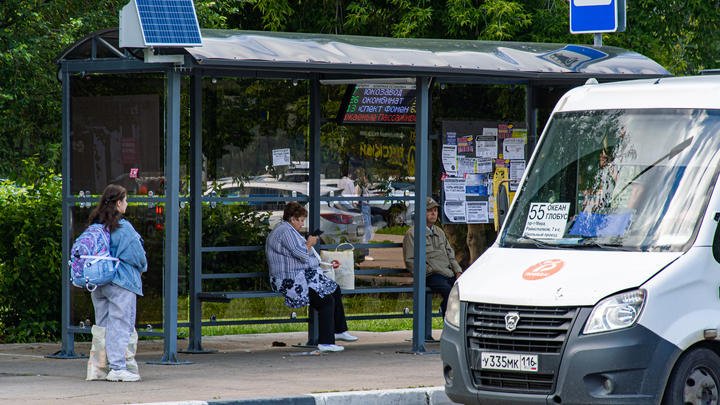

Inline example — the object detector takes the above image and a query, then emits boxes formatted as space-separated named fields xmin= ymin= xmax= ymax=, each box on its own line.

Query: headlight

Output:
xmin=583 ymin=289 xmax=646 ymax=334
xmin=445 ymin=283 xmax=461 ymax=327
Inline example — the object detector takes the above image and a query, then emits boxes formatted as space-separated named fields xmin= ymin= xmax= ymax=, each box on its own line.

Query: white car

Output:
xmin=206 ymin=179 xmax=365 ymax=246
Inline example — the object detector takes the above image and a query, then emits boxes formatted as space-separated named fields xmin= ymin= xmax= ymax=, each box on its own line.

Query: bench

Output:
xmin=185 ymin=243 xmax=441 ymax=350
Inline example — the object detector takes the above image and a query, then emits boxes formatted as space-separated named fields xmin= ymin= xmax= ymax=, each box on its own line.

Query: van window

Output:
xmin=502 ymin=109 xmax=720 ymax=252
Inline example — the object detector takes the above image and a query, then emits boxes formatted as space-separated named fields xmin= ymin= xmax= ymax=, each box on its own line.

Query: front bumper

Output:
xmin=441 ymin=305 xmax=681 ymax=405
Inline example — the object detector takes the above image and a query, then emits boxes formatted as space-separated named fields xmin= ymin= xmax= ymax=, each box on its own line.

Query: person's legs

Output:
xmin=91 ymin=288 xmax=110 ymax=328
xmin=361 ymin=203 xmax=372 ymax=257
xmin=426 ymin=273 xmax=456 ymax=316
xmin=330 ymin=287 xmax=349 ymax=334
xmin=97 ymin=283 xmax=137 ymax=371
xmin=309 ymin=287 xmax=336 ymax=345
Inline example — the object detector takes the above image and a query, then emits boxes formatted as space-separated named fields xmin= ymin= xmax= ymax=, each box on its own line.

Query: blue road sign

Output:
xmin=570 ymin=0 xmax=626 ymax=34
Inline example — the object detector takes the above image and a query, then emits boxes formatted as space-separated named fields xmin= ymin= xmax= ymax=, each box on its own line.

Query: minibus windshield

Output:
xmin=502 ymin=109 xmax=720 ymax=252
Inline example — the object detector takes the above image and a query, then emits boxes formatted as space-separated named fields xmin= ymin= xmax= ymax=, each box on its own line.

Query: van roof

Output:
xmin=558 ymin=75 xmax=720 ymax=112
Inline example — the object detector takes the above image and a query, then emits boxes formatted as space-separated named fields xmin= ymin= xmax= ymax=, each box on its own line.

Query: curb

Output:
xmin=123 ymin=387 xmax=454 ymax=405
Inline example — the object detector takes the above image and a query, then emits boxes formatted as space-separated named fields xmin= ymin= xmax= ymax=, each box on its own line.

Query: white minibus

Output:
xmin=441 ymin=75 xmax=720 ymax=405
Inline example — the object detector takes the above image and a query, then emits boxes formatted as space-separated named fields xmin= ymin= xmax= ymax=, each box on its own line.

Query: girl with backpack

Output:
xmin=87 ymin=184 xmax=147 ymax=382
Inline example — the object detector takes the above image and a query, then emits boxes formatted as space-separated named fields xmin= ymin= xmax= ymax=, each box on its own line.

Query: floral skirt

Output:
xmin=270 ymin=267 xmax=338 ymax=309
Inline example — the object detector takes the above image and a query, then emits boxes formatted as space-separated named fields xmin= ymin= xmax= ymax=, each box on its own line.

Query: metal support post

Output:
xmin=525 ymin=84 xmax=538 ymax=154
xmin=398 ymin=76 xmax=437 ymax=354
xmin=148 ymin=67 xmax=192 ymax=365
xmin=182 ymin=70 xmax=215 ymax=354
xmin=305 ymin=76 xmax=322 ymax=347
xmin=48 ymin=65 xmax=85 ymax=359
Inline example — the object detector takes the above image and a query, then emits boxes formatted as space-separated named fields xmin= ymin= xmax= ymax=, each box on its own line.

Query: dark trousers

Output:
xmin=426 ymin=273 xmax=456 ymax=316
xmin=309 ymin=286 xmax=349 ymax=345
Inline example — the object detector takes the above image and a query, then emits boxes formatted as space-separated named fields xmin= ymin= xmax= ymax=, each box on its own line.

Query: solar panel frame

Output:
xmin=135 ymin=0 xmax=203 ymax=47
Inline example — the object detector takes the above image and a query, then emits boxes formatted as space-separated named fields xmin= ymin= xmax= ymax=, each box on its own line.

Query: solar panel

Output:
xmin=120 ymin=0 xmax=203 ymax=48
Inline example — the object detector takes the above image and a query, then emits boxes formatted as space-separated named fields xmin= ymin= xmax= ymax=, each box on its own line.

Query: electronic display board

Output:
xmin=340 ymin=84 xmax=416 ymax=126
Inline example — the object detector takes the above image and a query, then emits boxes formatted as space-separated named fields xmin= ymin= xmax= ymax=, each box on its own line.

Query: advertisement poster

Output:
xmin=475 ymin=134 xmax=498 ymax=159
xmin=442 ymin=145 xmax=458 ymax=176
xmin=466 ymin=201 xmax=489 ymax=223
xmin=444 ymin=178 xmax=466 ymax=201
xmin=503 ymin=138 xmax=525 ymax=160
xmin=465 ymin=174 xmax=488 ymax=197
xmin=445 ymin=201 xmax=467 ymax=222
xmin=458 ymin=136 xmax=474 ymax=153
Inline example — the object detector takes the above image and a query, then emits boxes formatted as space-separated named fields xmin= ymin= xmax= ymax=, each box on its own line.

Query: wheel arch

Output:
xmin=659 ymin=340 xmax=720 ymax=404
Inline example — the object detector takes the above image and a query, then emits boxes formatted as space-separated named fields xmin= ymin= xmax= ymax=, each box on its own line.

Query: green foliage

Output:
xmin=376 ymin=226 xmax=410 ymax=235
xmin=0 ymin=159 xmax=62 ymax=343
xmin=201 ymin=203 xmax=272 ymax=292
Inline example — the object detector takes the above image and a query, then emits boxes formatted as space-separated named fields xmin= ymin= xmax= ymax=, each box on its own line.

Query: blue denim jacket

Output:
xmin=109 ymin=219 xmax=148 ymax=295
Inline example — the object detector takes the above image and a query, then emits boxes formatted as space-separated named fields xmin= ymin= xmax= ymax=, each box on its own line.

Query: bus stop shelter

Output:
xmin=54 ymin=28 xmax=670 ymax=363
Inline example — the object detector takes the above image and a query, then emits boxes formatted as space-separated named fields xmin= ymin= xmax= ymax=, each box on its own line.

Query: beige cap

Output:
xmin=427 ymin=197 xmax=440 ymax=210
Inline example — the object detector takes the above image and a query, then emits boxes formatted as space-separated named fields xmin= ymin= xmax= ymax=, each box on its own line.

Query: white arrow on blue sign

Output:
xmin=570 ymin=0 xmax=626 ymax=34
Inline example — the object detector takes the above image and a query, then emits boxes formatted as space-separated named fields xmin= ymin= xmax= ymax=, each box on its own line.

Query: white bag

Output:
xmin=320 ymin=243 xmax=355 ymax=290
xmin=86 ymin=325 xmax=139 ymax=380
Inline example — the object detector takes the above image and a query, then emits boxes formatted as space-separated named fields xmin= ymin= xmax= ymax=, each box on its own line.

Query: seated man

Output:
xmin=402 ymin=197 xmax=463 ymax=316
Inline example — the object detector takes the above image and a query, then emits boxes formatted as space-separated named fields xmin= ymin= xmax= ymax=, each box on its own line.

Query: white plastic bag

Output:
xmin=320 ymin=243 xmax=355 ymax=290
xmin=86 ymin=325 xmax=139 ymax=380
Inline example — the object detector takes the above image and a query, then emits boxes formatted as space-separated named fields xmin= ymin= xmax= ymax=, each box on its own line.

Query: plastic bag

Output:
xmin=86 ymin=325 xmax=139 ymax=380
xmin=320 ymin=243 xmax=355 ymax=290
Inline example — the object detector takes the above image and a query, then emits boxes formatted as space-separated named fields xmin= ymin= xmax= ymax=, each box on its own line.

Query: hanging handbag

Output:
xmin=320 ymin=243 xmax=355 ymax=290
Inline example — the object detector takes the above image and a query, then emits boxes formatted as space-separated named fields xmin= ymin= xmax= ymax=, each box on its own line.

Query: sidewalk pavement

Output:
xmin=0 ymin=330 xmax=456 ymax=405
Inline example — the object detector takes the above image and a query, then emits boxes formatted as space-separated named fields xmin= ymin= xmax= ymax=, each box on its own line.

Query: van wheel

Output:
xmin=662 ymin=347 xmax=720 ymax=405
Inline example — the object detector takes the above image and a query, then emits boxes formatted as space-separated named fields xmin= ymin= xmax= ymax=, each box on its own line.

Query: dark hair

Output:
xmin=87 ymin=184 xmax=127 ymax=233
xmin=283 ymin=202 xmax=307 ymax=222
xmin=342 ymin=168 xmax=349 ymax=177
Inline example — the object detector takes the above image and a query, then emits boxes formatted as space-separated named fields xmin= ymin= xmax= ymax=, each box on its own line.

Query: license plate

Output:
xmin=480 ymin=352 xmax=538 ymax=372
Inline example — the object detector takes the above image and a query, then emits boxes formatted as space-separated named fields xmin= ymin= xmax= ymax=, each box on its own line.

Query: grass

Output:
xmin=131 ymin=294 xmax=445 ymax=338
xmin=375 ymin=226 xmax=410 ymax=235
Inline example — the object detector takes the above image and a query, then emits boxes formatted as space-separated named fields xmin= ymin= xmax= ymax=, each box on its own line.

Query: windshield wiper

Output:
xmin=578 ymin=239 xmax=639 ymax=252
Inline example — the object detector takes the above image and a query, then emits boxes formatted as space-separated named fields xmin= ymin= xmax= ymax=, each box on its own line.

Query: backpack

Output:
xmin=70 ymin=224 xmax=119 ymax=291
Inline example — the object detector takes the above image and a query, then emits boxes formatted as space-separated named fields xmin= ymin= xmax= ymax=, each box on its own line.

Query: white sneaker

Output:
xmin=106 ymin=369 xmax=141 ymax=382
xmin=365 ymin=256 xmax=374 ymax=261
xmin=335 ymin=331 xmax=358 ymax=341
xmin=318 ymin=344 xmax=345 ymax=352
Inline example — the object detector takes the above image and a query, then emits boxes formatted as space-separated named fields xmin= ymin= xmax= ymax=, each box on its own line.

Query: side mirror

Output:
xmin=497 ymin=185 xmax=509 ymax=231
xmin=713 ymin=213 xmax=720 ymax=263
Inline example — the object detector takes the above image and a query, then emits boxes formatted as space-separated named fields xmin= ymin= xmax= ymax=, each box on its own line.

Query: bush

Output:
xmin=0 ymin=159 xmax=62 ymax=343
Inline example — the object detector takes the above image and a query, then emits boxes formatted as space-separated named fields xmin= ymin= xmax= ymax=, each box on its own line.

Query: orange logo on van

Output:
xmin=523 ymin=259 xmax=565 ymax=280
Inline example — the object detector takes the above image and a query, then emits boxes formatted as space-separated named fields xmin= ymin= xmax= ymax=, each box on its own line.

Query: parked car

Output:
xmin=206 ymin=179 xmax=366 ymax=249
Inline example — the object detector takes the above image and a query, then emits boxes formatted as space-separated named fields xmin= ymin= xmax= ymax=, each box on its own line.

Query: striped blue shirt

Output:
xmin=266 ymin=221 xmax=336 ymax=308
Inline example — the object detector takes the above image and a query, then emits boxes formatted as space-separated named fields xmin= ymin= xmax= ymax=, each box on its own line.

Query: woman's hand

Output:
xmin=306 ymin=235 xmax=319 ymax=250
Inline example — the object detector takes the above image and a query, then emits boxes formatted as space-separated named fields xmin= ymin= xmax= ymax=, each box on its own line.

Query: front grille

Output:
xmin=466 ymin=303 xmax=576 ymax=353
xmin=475 ymin=370 xmax=555 ymax=391
xmin=466 ymin=303 xmax=578 ymax=393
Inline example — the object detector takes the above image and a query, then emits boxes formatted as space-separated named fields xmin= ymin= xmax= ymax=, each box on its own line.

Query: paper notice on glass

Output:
xmin=522 ymin=202 xmax=570 ymax=239
xmin=442 ymin=145 xmax=458 ymax=176
xmin=477 ymin=157 xmax=493 ymax=173
xmin=475 ymin=133 xmax=498 ymax=159
xmin=445 ymin=201 xmax=467 ymax=223
xmin=503 ymin=138 xmax=525 ymax=160
xmin=458 ymin=156 xmax=476 ymax=177
xmin=510 ymin=160 xmax=526 ymax=181
xmin=444 ymin=178 xmax=466 ymax=201
xmin=465 ymin=174 xmax=488 ymax=197
xmin=446 ymin=131 xmax=457 ymax=145
xmin=272 ymin=148 xmax=291 ymax=166
xmin=512 ymin=128 xmax=527 ymax=144
xmin=466 ymin=201 xmax=489 ymax=223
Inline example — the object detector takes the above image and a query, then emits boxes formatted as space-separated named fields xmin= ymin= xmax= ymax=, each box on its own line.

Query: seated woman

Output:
xmin=265 ymin=202 xmax=358 ymax=352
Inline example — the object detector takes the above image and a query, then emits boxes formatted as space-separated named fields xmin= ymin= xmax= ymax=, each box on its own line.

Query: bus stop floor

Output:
xmin=0 ymin=330 xmax=448 ymax=405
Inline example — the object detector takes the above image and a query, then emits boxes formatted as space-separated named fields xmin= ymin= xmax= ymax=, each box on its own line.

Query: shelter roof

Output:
xmin=56 ymin=28 xmax=670 ymax=84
